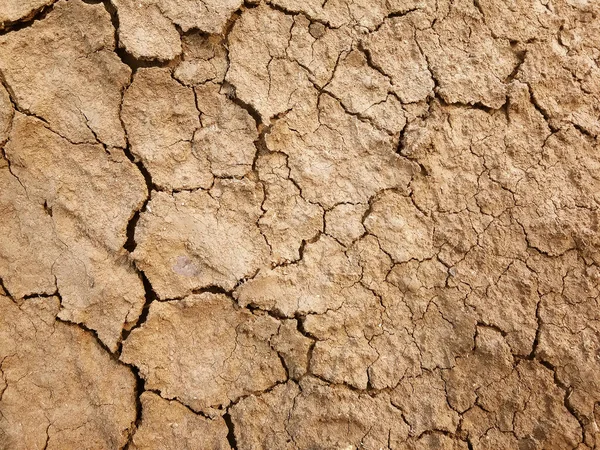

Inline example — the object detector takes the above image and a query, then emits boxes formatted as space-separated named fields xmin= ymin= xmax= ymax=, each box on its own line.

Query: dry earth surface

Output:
xmin=0 ymin=0 xmax=599 ymax=449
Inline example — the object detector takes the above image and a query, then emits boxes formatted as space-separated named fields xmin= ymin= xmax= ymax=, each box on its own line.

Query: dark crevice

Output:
xmin=221 ymin=7 xmax=264 ymax=132
xmin=309 ymin=373 xmax=371 ymax=394
xmin=122 ymin=146 xmax=153 ymax=253
xmin=415 ymin=428 xmax=461 ymax=441
xmin=371 ymin=7 xmax=420 ymax=32
xmin=143 ymin=389 xmax=214 ymax=419
xmin=118 ymin=48 xmax=179 ymax=73
xmin=276 ymin=349 xmax=291 ymax=380
xmin=572 ymin=122 xmax=595 ymax=139
xmin=22 ymin=292 xmax=58 ymax=300
xmin=43 ymin=200 xmax=53 ymax=217
xmin=295 ymin=314 xmax=319 ymax=342
xmin=56 ymin=317 xmax=117 ymax=359
xmin=0 ymin=278 xmax=14 ymax=300
xmin=395 ymin=122 xmax=408 ymax=155
xmin=505 ymin=49 xmax=527 ymax=83
xmin=357 ymin=43 xmax=392 ymax=84
xmin=525 ymin=84 xmax=559 ymax=132
xmin=100 ymin=0 xmax=178 ymax=73
xmin=123 ymin=201 xmax=145 ymax=253
xmin=538 ymin=360 xmax=587 ymax=445
xmin=222 ymin=8 xmax=244 ymax=39
xmin=243 ymin=302 xmax=289 ymax=320
xmin=396 ymin=127 xmax=429 ymax=177
xmin=0 ymin=70 xmax=51 ymax=129
xmin=0 ymin=1 xmax=58 ymax=34
xmin=121 ymin=365 xmax=145 ymax=450
xmin=265 ymin=0 xmax=336 ymax=29
xmin=221 ymin=82 xmax=264 ymax=130
xmin=472 ymin=0 xmax=487 ymax=23
xmin=192 ymin=285 xmax=232 ymax=296
xmin=120 ymin=272 xmax=157 ymax=345
xmin=41 ymin=423 xmax=51 ymax=450
xmin=476 ymin=321 xmax=508 ymax=338
xmin=223 ymin=412 xmax=239 ymax=450
xmin=525 ymin=300 xmax=542 ymax=360
xmin=435 ymin=95 xmax=500 ymax=113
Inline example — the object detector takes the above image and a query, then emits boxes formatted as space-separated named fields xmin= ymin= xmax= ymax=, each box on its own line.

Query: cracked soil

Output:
xmin=1 ymin=0 xmax=600 ymax=449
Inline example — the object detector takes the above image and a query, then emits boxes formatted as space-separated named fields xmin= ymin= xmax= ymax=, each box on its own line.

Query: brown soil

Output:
xmin=1 ymin=0 xmax=599 ymax=449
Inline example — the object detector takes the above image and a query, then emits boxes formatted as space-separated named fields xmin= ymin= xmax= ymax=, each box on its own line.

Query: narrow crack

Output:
xmin=0 ymin=278 xmax=13 ymax=301
xmin=0 ymin=1 xmax=58 ymax=34
xmin=101 ymin=0 xmax=181 ymax=70
xmin=120 ymin=364 xmax=145 ymax=450
xmin=538 ymin=359 xmax=587 ymax=446
xmin=223 ymin=411 xmax=239 ymax=450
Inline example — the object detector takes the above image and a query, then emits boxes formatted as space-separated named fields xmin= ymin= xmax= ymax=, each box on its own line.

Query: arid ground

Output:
xmin=1 ymin=0 xmax=599 ymax=449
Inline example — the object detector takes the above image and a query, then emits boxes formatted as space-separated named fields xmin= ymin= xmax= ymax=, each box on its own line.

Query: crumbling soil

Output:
xmin=1 ymin=0 xmax=599 ymax=449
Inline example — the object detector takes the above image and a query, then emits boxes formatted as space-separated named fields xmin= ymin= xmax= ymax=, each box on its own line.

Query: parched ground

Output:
xmin=0 ymin=0 xmax=599 ymax=449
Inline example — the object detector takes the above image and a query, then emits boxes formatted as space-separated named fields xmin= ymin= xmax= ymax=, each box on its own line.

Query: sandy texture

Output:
xmin=0 ymin=295 xmax=136 ymax=450
xmin=1 ymin=0 xmax=600 ymax=449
